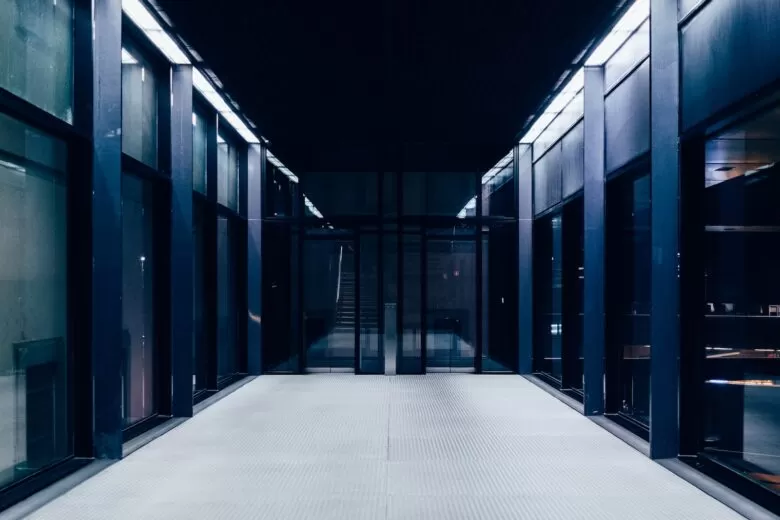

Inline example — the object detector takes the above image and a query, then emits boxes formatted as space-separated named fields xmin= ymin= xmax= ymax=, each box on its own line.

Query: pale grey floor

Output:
xmin=27 ymin=375 xmax=744 ymax=519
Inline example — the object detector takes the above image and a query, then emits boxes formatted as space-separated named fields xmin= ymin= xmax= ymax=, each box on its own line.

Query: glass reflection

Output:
xmin=701 ymin=106 xmax=780 ymax=492
xmin=217 ymin=217 xmax=238 ymax=380
xmin=303 ymin=235 xmax=355 ymax=372
xmin=0 ymin=0 xmax=74 ymax=121
xmin=426 ymin=235 xmax=477 ymax=372
xmin=0 ymin=113 xmax=70 ymax=488
xmin=606 ymin=171 xmax=651 ymax=428
xmin=121 ymin=46 xmax=158 ymax=168
xmin=217 ymin=133 xmax=239 ymax=211
xmin=534 ymin=214 xmax=563 ymax=380
xmin=122 ymin=174 xmax=156 ymax=426
xmin=192 ymin=110 xmax=208 ymax=194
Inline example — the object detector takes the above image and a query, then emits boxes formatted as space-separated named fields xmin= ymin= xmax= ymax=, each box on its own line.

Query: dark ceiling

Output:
xmin=155 ymin=0 xmax=620 ymax=173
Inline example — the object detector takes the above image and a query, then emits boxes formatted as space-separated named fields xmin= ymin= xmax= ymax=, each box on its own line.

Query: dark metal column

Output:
xmin=650 ymin=0 xmax=681 ymax=459
xmin=583 ymin=66 xmax=606 ymax=416
xmin=169 ymin=65 xmax=194 ymax=417
xmin=91 ymin=0 xmax=123 ymax=459
xmin=246 ymin=144 xmax=264 ymax=375
xmin=517 ymin=143 xmax=534 ymax=374
xmin=204 ymin=114 xmax=219 ymax=388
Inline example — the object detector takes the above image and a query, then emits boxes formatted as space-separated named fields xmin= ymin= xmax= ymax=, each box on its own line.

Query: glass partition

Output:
xmin=192 ymin=109 xmax=208 ymax=194
xmin=0 ymin=0 xmax=74 ymax=122
xmin=700 ymin=106 xmax=780 ymax=493
xmin=0 ymin=112 xmax=70 ymax=488
xmin=122 ymin=174 xmax=156 ymax=426
xmin=606 ymin=170 xmax=651 ymax=430
xmin=121 ymin=45 xmax=158 ymax=168
xmin=217 ymin=132 xmax=239 ymax=211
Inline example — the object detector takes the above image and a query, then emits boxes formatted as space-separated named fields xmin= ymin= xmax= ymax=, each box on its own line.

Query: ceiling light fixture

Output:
xmin=122 ymin=0 xmax=190 ymax=64
xmin=584 ymin=0 xmax=649 ymax=66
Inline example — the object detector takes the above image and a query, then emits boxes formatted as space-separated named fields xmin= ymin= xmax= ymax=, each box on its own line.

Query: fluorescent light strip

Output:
xmin=304 ymin=195 xmax=324 ymax=219
xmin=122 ymin=0 xmax=190 ymax=64
xmin=123 ymin=0 xmax=264 ymax=144
xmin=193 ymin=69 xmax=260 ymax=144
xmin=520 ymin=68 xmax=584 ymax=145
xmin=518 ymin=0 xmax=648 ymax=149
xmin=481 ymin=150 xmax=514 ymax=185
xmin=584 ymin=0 xmax=649 ymax=66
xmin=266 ymin=151 xmax=300 ymax=183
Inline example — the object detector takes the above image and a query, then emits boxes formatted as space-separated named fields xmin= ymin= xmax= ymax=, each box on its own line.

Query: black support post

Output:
xmin=517 ymin=143 xmax=534 ymax=374
xmin=583 ymin=66 xmax=606 ymax=416
xmin=246 ymin=144 xmax=264 ymax=375
xmin=91 ymin=0 xmax=123 ymax=459
xmin=205 ymin=114 xmax=219 ymax=388
xmin=650 ymin=0 xmax=681 ymax=459
xmin=169 ymin=65 xmax=194 ymax=417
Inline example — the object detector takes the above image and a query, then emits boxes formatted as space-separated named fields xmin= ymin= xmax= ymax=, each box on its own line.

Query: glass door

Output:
xmin=303 ymin=234 xmax=356 ymax=372
xmin=425 ymin=233 xmax=477 ymax=372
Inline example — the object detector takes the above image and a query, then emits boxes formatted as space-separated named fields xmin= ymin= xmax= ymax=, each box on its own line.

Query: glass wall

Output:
xmin=426 ymin=232 xmax=477 ymax=372
xmin=0 ymin=0 xmax=74 ymax=122
xmin=606 ymin=170 xmax=651 ymax=430
xmin=121 ymin=45 xmax=158 ymax=168
xmin=534 ymin=214 xmax=563 ymax=380
xmin=192 ymin=202 xmax=207 ymax=394
xmin=562 ymin=197 xmax=584 ymax=393
xmin=217 ymin=216 xmax=238 ymax=381
xmin=0 ymin=112 xmax=70 ymax=489
xmin=700 ymin=106 xmax=780 ymax=493
xmin=192 ymin=109 xmax=208 ymax=194
xmin=122 ymin=174 xmax=156 ymax=427
xmin=217 ymin=133 xmax=239 ymax=211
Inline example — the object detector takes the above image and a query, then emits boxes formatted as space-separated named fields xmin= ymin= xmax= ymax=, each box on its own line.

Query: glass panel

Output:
xmin=606 ymin=172 xmax=651 ymax=427
xmin=303 ymin=236 xmax=355 ymax=372
xmin=403 ymin=172 xmax=480 ymax=217
xmin=399 ymin=233 xmax=423 ymax=373
xmin=534 ymin=215 xmax=563 ymax=380
xmin=122 ymin=174 xmax=156 ymax=426
xmin=217 ymin=133 xmax=239 ymax=211
xmin=0 ymin=0 xmax=73 ymax=122
xmin=382 ymin=229 xmax=398 ymax=373
xmin=481 ymin=163 xmax=515 ymax=217
xmin=483 ymin=222 xmax=518 ymax=372
xmin=359 ymin=234 xmax=382 ymax=373
xmin=217 ymin=216 xmax=238 ymax=380
xmin=121 ymin=46 xmax=158 ymax=168
xmin=262 ymin=222 xmax=297 ymax=372
xmin=266 ymin=161 xmax=296 ymax=218
xmin=426 ymin=237 xmax=477 ymax=372
xmin=300 ymin=172 xmax=378 ymax=216
xmin=192 ymin=109 xmax=208 ymax=194
xmin=563 ymin=198 xmax=585 ymax=391
xmin=192 ymin=202 xmax=207 ymax=393
xmin=0 ymin=112 xmax=69 ymax=487
xmin=701 ymin=108 xmax=780 ymax=492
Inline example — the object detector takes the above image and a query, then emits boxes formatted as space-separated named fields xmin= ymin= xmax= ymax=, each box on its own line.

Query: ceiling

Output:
xmin=155 ymin=0 xmax=620 ymax=174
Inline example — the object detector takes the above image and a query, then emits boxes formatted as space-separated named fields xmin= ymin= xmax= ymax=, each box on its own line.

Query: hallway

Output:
xmin=26 ymin=376 xmax=742 ymax=519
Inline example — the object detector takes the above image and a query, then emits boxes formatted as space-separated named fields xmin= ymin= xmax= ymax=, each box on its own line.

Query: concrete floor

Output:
xmin=26 ymin=375 xmax=744 ymax=519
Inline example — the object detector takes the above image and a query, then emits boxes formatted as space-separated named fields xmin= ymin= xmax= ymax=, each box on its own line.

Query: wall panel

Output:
xmin=533 ymin=143 xmax=562 ymax=215
xmin=561 ymin=121 xmax=585 ymax=198
xmin=605 ymin=60 xmax=650 ymax=174
xmin=682 ymin=0 xmax=780 ymax=130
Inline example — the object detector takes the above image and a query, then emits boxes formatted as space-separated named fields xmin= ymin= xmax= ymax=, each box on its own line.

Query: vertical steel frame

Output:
xmin=583 ymin=66 xmax=606 ymax=416
xmin=649 ymin=0 xmax=682 ymax=459
xmin=246 ymin=144 xmax=265 ymax=375
xmin=90 ymin=0 xmax=124 ymax=459
xmin=517 ymin=143 xmax=534 ymax=374
xmin=169 ymin=65 xmax=195 ymax=417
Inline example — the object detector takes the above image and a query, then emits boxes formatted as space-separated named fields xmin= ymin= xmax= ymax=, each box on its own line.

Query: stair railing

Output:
xmin=336 ymin=244 xmax=344 ymax=304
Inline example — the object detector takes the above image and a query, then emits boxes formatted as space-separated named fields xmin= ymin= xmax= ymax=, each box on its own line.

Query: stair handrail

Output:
xmin=336 ymin=245 xmax=344 ymax=303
